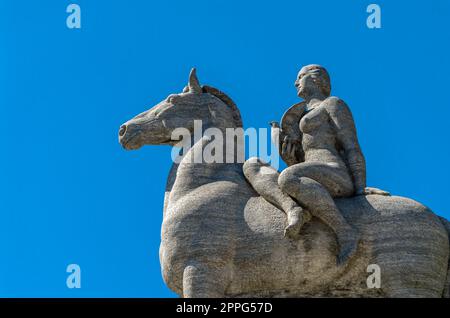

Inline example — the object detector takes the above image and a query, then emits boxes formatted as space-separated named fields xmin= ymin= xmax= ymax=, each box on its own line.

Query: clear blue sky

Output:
xmin=1 ymin=0 xmax=449 ymax=297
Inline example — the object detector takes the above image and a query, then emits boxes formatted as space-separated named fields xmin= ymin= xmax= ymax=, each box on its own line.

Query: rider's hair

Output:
xmin=304 ymin=64 xmax=331 ymax=97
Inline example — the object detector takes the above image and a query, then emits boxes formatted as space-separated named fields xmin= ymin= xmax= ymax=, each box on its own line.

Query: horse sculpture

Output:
xmin=118 ymin=69 xmax=450 ymax=297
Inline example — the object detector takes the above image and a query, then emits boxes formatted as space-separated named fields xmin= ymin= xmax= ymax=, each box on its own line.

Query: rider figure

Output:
xmin=244 ymin=64 xmax=387 ymax=265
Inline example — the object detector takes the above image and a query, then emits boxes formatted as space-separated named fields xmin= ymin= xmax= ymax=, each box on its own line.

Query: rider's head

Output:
xmin=295 ymin=64 xmax=331 ymax=99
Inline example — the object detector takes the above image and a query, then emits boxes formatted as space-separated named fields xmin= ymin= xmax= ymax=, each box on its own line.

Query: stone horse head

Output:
xmin=119 ymin=68 xmax=242 ymax=152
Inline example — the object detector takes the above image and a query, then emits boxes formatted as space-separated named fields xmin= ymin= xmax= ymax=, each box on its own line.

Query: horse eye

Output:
xmin=167 ymin=95 xmax=178 ymax=104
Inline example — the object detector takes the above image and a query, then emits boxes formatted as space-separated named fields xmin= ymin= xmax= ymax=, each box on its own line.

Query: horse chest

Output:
xmin=161 ymin=180 xmax=243 ymax=265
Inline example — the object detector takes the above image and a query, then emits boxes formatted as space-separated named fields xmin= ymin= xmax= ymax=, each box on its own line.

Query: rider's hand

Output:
xmin=281 ymin=136 xmax=301 ymax=161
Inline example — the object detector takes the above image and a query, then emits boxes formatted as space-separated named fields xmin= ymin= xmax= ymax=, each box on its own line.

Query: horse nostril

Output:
xmin=119 ymin=125 xmax=127 ymax=137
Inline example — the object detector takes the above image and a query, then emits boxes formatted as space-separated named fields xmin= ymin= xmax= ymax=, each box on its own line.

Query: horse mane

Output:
xmin=202 ymin=85 xmax=243 ymax=128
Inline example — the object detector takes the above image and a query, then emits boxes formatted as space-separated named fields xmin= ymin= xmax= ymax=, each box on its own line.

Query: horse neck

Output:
xmin=168 ymin=121 xmax=245 ymax=202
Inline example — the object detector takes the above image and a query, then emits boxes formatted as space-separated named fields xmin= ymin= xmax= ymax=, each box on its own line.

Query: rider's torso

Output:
xmin=299 ymin=103 xmax=346 ymax=168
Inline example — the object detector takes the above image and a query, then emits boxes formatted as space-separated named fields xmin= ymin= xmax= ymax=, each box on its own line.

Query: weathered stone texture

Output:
xmin=119 ymin=67 xmax=450 ymax=298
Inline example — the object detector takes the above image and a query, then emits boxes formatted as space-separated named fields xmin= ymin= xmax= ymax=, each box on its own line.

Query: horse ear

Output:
xmin=188 ymin=68 xmax=202 ymax=94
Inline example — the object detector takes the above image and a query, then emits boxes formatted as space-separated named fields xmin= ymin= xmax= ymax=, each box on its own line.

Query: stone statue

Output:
xmin=119 ymin=67 xmax=450 ymax=297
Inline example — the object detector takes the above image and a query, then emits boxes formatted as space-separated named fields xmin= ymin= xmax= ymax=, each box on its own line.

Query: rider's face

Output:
xmin=295 ymin=69 xmax=318 ymax=99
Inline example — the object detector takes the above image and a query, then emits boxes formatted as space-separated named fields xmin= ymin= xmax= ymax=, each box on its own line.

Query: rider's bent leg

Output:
xmin=243 ymin=158 xmax=311 ymax=237
xmin=278 ymin=163 xmax=360 ymax=265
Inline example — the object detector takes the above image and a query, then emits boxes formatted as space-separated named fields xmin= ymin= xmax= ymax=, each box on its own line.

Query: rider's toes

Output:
xmin=336 ymin=231 xmax=360 ymax=266
xmin=284 ymin=223 xmax=301 ymax=240
xmin=284 ymin=208 xmax=310 ymax=240
xmin=337 ymin=243 xmax=357 ymax=266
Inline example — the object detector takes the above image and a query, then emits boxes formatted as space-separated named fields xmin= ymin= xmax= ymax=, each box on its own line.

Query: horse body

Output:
xmin=160 ymin=141 xmax=449 ymax=297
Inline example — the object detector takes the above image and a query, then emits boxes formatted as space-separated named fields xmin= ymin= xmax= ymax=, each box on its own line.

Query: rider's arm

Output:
xmin=325 ymin=97 xmax=366 ymax=194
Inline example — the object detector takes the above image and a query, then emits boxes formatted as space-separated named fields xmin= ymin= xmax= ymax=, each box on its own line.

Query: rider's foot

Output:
xmin=284 ymin=207 xmax=311 ymax=240
xmin=336 ymin=229 xmax=360 ymax=266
